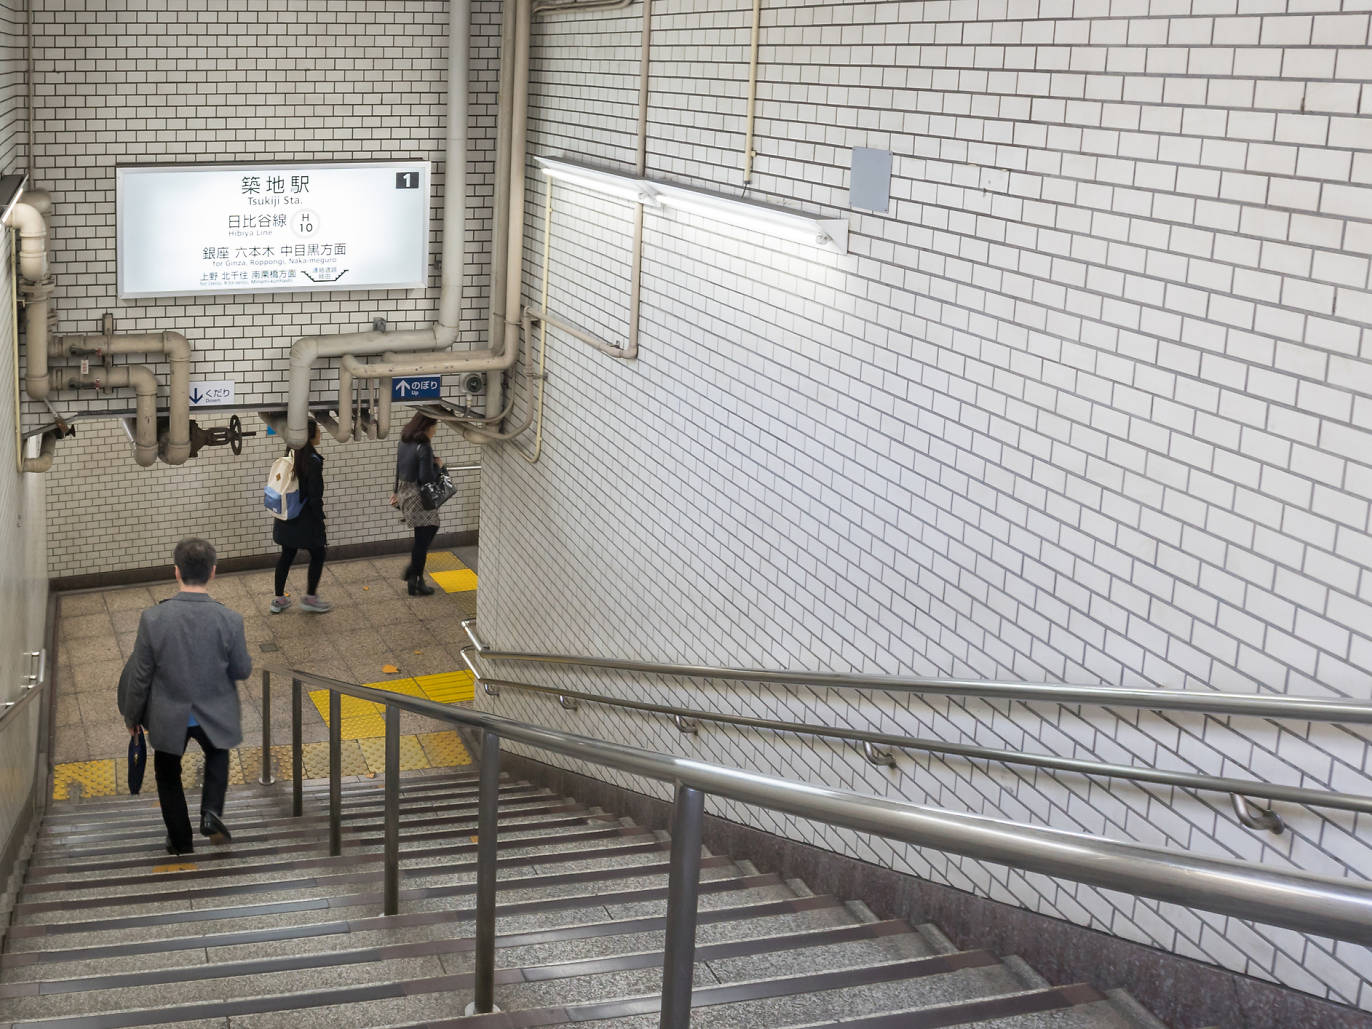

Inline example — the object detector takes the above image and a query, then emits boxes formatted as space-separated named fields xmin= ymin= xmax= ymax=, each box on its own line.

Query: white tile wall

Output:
xmin=478 ymin=0 xmax=1372 ymax=1011
xmin=1 ymin=0 xmax=50 ymax=864
xmin=42 ymin=418 xmax=480 ymax=580
xmin=20 ymin=0 xmax=499 ymax=574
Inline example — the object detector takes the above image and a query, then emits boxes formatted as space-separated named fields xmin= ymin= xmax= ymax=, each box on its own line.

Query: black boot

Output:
xmin=408 ymin=574 xmax=435 ymax=596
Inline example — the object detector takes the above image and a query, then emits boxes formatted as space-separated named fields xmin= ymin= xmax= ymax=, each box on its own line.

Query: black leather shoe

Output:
xmin=200 ymin=810 xmax=232 ymax=844
xmin=408 ymin=574 xmax=435 ymax=596
xmin=165 ymin=835 xmax=194 ymax=856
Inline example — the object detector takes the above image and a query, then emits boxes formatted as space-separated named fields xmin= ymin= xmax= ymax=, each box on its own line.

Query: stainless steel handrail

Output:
xmin=0 ymin=680 xmax=43 ymax=727
xmin=469 ymin=671 xmax=1372 ymax=818
xmin=289 ymin=666 xmax=1372 ymax=1029
xmin=461 ymin=619 xmax=1372 ymax=725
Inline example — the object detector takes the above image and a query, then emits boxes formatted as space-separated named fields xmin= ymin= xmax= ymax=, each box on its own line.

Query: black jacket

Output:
xmin=273 ymin=449 xmax=327 ymax=549
xmin=395 ymin=439 xmax=438 ymax=486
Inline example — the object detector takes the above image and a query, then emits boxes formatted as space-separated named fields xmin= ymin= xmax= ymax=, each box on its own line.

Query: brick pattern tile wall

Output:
xmin=477 ymin=0 xmax=1372 ymax=1010
xmin=43 ymin=418 xmax=480 ymax=579
xmin=23 ymin=0 xmax=497 ymax=574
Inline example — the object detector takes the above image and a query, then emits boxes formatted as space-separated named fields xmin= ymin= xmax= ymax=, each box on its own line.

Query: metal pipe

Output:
xmin=474 ymin=675 xmax=1372 ymax=817
xmin=461 ymin=633 xmax=1372 ymax=726
xmin=488 ymin=0 xmax=518 ymax=356
xmin=329 ymin=690 xmax=342 ymax=856
xmin=660 ymin=782 xmax=705 ymax=1029
xmin=291 ymin=677 xmax=303 ymax=817
xmin=289 ymin=670 xmax=1372 ymax=947
xmin=65 ymin=365 xmax=159 ymax=466
xmin=258 ymin=671 xmax=275 ymax=785
xmin=741 ymin=0 xmax=762 ymax=183
xmin=473 ymin=730 xmax=501 ymax=1014
xmin=439 ymin=0 xmax=470 ymax=335
xmin=493 ymin=0 xmax=534 ymax=430
xmin=383 ymin=705 xmax=401 ymax=915
xmin=19 ymin=428 xmax=58 ymax=473
xmin=63 ymin=331 xmax=193 ymax=464
xmin=1232 ymin=794 xmax=1284 ymax=834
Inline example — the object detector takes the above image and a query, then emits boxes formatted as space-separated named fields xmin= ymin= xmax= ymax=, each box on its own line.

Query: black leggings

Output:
xmin=411 ymin=525 xmax=440 ymax=576
xmin=276 ymin=545 xmax=326 ymax=595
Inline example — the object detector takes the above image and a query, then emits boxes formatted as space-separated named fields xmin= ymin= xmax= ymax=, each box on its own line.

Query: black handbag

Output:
xmin=127 ymin=727 xmax=147 ymax=795
xmin=418 ymin=468 xmax=457 ymax=510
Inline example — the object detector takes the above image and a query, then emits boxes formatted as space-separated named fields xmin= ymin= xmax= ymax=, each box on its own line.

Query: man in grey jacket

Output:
xmin=118 ymin=538 xmax=252 ymax=855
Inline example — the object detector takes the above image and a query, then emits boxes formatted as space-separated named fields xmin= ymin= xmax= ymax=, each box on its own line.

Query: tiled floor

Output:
xmin=50 ymin=547 xmax=480 ymax=798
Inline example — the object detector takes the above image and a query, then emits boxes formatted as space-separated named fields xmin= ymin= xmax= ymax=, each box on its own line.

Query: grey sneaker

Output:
xmin=300 ymin=595 xmax=332 ymax=613
xmin=269 ymin=596 xmax=292 ymax=614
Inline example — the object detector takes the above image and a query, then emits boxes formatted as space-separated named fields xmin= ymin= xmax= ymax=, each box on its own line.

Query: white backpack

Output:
xmin=263 ymin=450 xmax=303 ymax=519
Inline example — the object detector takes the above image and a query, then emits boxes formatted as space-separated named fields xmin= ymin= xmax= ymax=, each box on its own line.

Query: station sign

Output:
xmin=188 ymin=380 xmax=235 ymax=406
xmin=116 ymin=161 xmax=430 ymax=298
xmin=392 ymin=375 xmax=442 ymax=401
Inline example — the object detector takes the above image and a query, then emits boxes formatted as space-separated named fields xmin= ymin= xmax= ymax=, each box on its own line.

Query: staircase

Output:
xmin=1 ymin=767 xmax=1168 ymax=1028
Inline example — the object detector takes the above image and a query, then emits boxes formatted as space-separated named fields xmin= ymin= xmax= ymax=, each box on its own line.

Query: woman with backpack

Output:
xmin=270 ymin=418 xmax=330 ymax=614
xmin=391 ymin=412 xmax=445 ymax=596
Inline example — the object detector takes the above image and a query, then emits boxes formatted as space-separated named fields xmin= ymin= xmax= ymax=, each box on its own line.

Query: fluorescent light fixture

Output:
xmin=533 ymin=155 xmax=846 ymax=253
xmin=535 ymin=157 xmax=659 ymax=206
xmin=0 ymin=173 xmax=28 ymax=226
xmin=652 ymin=181 xmax=848 ymax=254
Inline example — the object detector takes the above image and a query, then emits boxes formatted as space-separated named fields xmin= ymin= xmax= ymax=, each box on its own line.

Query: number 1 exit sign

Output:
xmin=392 ymin=375 xmax=442 ymax=401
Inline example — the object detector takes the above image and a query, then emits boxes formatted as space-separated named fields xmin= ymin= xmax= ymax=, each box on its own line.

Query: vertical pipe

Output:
xmin=488 ymin=0 xmax=518 ymax=350
xmin=328 ymin=691 xmax=342 ymax=856
xmin=439 ymin=0 xmax=470 ymax=335
xmin=383 ymin=705 xmax=401 ymax=915
xmin=258 ymin=671 xmax=275 ymax=785
xmin=473 ymin=731 xmax=501 ymax=1014
xmin=291 ymin=678 xmax=303 ymax=817
xmin=659 ymin=782 xmax=705 ymax=1029
xmin=742 ymin=0 xmax=762 ymax=183
xmin=494 ymin=0 xmax=534 ymax=425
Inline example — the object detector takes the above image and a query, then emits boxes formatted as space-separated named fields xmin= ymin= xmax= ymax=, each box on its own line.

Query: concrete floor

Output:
xmin=50 ymin=546 xmax=480 ymax=790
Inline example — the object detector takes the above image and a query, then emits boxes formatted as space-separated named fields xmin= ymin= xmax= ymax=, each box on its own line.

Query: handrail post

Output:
xmin=473 ymin=730 xmax=501 ymax=1014
xmin=659 ymin=782 xmax=705 ymax=1029
xmin=328 ymin=690 xmax=342 ymax=856
xmin=383 ymin=705 xmax=400 ymax=915
xmin=291 ymin=677 xmax=303 ymax=817
xmin=258 ymin=671 xmax=275 ymax=785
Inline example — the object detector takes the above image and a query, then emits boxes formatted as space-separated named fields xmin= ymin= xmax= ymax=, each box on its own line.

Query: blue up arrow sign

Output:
xmin=391 ymin=375 xmax=442 ymax=401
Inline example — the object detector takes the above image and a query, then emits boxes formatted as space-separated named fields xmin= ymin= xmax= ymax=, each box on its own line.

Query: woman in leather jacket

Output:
xmin=391 ymin=413 xmax=446 ymax=596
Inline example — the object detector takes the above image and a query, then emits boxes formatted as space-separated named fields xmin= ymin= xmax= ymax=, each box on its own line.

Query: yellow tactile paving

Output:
xmin=358 ymin=733 xmax=431 ymax=774
xmin=429 ymin=568 xmax=478 ymax=593
xmin=414 ymin=670 xmax=475 ymax=704
xmin=423 ymin=550 xmax=465 ymax=572
xmin=418 ymin=730 xmax=471 ymax=767
xmin=52 ymin=759 xmax=118 ymax=800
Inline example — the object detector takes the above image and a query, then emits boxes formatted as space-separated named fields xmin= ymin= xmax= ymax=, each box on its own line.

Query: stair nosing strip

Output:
xmin=4 ymin=925 xmax=951 ymax=1029
xmin=16 ymin=825 xmax=650 ymax=912
xmin=0 ymin=871 xmax=783 ymax=968
xmin=1 ymin=902 xmax=870 ymax=999
xmin=5 ymin=854 xmax=735 ymax=939
xmin=772 ymin=983 xmax=1109 ymax=1029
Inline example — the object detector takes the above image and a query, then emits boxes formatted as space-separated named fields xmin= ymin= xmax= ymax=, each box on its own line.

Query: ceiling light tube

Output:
xmin=652 ymin=181 xmax=848 ymax=254
xmin=534 ymin=155 xmax=847 ymax=254
xmin=534 ymin=157 xmax=659 ymax=206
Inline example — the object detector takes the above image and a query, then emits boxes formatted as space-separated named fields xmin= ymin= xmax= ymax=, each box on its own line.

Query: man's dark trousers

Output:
xmin=154 ymin=725 xmax=228 ymax=854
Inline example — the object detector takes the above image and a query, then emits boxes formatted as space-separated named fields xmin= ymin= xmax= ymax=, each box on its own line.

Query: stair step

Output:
xmin=12 ymin=834 xmax=667 ymax=926
xmin=37 ymin=768 xmax=484 ymax=824
xmin=769 ymin=983 xmax=1118 ymax=1028
xmin=22 ymin=801 xmax=587 ymax=880
xmin=0 ymin=894 xmax=849 ymax=988
xmin=19 ymin=814 xmax=615 ymax=901
xmin=0 ymin=869 xmax=791 ymax=970
xmin=0 ymin=918 xmax=918 ymax=1021
xmin=31 ymin=789 xmax=557 ymax=863
xmin=1 ymin=855 xmax=748 ymax=953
